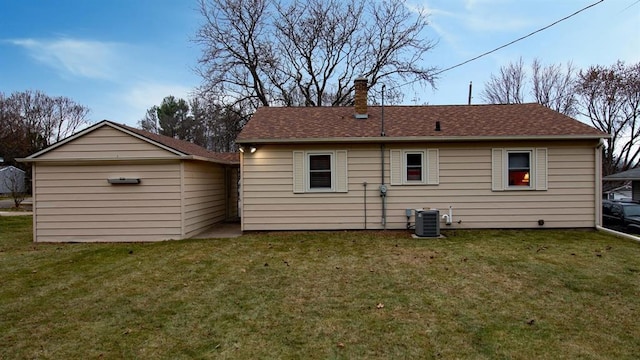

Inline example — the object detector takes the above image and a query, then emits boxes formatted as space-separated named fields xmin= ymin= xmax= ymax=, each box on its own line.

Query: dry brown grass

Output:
xmin=1 ymin=217 xmax=639 ymax=359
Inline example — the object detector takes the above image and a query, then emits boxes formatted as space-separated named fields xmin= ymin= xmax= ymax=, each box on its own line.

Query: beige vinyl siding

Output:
xmin=241 ymin=141 xmax=598 ymax=231
xmin=33 ymin=162 xmax=182 ymax=242
xmin=182 ymin=161 xmax=227 ymax=238
xmin=242 ymin=145 xmax=380 ymax=231
xmin=37 ymin=126 xmax=178 ymax=160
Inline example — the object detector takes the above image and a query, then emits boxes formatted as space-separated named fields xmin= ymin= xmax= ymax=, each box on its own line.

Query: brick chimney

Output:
xmin=354 ymin=76 xmax=368 ymax=119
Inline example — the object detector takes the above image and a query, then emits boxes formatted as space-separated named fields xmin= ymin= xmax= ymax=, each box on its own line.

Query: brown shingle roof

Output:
xmin=117 ymin=122 xmax=239 ymax=164
xmin=237 ymin=103 xmax=605 ymax=143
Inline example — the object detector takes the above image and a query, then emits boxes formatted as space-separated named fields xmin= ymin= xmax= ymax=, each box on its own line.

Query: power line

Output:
xmin=621 ymin=0 xmax=640 ymax=12
xmin=391 ymin=0 xmax=604 ymax=91
xmin=433 ymin=0 xmax=604 ymax=76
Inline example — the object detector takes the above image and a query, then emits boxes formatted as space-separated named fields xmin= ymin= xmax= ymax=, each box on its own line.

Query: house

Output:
xmin=603 ymin=184 xmax=632 ymax=201
xmin=236 ymin=78 xmax=608 ymax=232
xmin=20 ymin=120 xmax=239 ymax=242
xmin=0 ymin=165 xmax=26 ymax=195
xmin=603 ymin=167 xmax=640 ymax=202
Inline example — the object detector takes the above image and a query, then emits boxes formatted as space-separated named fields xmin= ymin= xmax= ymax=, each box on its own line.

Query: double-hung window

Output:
xmin=390 ymin=149 xmax=439 ymax=185
xmin=308 ymin=154 xmax=332 ymax=189
xmin=405 ymin=152 xmax=425 ymax=183
xmin=292 ymin=150 xmax=348 ymax=193
xmin=492 ymin=148 xmax=547 ymax=191
xmin=507 ymin=151 xmax=531 ymax=187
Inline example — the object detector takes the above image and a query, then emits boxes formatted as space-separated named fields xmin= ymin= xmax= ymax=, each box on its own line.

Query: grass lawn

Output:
xmin=1 ymin=216 xmax=639 ymax=359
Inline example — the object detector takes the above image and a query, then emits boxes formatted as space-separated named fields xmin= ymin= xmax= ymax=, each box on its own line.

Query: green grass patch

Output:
xmin=1 ymin=217 xmax=639 ymax=359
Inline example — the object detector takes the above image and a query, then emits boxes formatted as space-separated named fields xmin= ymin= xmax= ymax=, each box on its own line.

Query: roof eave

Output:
xmin=237 ymin=134 xmax=608 ymax=145
xmin=182 ymin=155 xmax=239 ymax=166
xmin=603 ymin=176 xmax=640 ymax=181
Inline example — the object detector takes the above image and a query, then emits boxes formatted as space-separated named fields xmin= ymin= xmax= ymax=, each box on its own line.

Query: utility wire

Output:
xmin=621 ymin=0 xmax=640 ymax=12
xmin=391 ymin=0 xmax=604 ymax=90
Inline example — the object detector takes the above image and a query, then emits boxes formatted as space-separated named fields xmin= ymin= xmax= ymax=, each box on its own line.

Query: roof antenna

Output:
xmin=381 ymin=84 xmax=386 ymax=137
xmin=468 ymin=81 xmax=473 ymax=105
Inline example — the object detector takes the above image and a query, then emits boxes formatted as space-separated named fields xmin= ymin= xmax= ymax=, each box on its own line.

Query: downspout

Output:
xmin=363 ymin=181 xmax=368 ymax=230
xmin=595 ymin=138 xmax=605 ymax=227
xmin=381 ymin=144 xmax=386 ymax=229
xmin=380 ymin=84 xmax=387 ymax=229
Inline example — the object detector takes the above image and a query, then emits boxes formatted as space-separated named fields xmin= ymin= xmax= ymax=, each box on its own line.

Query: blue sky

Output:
xmin=1 ymin=0 xmax=638 ymax=127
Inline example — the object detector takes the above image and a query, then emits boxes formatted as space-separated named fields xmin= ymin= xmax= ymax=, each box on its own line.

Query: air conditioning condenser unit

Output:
xmin=415 ymin=210 xmax=440 ymax=238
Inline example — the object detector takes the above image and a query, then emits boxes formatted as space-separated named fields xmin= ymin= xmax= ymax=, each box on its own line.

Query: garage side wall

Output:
xmin=33 ymin=161 xmax=182 ymax=242
xmin=182 ymin=161 xmax=228 ymax=238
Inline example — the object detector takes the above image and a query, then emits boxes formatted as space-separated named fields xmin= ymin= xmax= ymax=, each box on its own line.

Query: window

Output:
xmin=390 ymin=149 xmax=439 ymax=185
xmin=405 ymin=152 xmax=424 ymax=182
xmin=292 ymin=150 xmax=348 ymax=193
xmin=492 ymin=148 xmax=547 ymax=191
xmin=508 ymin=152 xmax=531 ymax=187
xmin=309 ymin=154 xmax=332 ymax=189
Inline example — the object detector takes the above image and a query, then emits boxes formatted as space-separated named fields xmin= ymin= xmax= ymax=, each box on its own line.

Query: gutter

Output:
xmin=237 ymin=134 xmax=609 ymax=145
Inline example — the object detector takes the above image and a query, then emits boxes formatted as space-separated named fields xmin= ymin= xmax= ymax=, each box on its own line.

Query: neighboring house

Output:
xmin=0 ymin=165 xmax=26 ymax=194
xmin=236 ymin=78 xmax=608 ymax=232
xmin=603 ymin=184 xmax=632 ymax=201
xmin=20 ymin=120 xmax=239 ymax=242
xmin=603 ymin=167 xmax=640 ymax=202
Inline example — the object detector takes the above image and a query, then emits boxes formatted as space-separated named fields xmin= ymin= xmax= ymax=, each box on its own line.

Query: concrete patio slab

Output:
xmin=192 ymin=222 xmax=242 ymax=239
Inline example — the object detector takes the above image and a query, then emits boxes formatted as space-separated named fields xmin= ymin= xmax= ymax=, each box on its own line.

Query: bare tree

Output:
xmin=7 ymin=90 xmax=88 ymax=144
xmin=139 ymin=106 xmax=159 ymax=133
xmin=50 ymin=96 xmax=90 ymax=143
xmin=0 ymin=90 xmax=89 ymax=167
xmin=3 ymin=170 xmax=27 ymax=209
xmin=481 ymin=58 xmax=579 ymax=116
xmin=0 ymin=93 xmax=30 ymax=168
xmin=576 ymin=61 xmax=640 ymax=175
xmin=138 ymin=95 xmax=247 ymax=152
xmin=195 ymin=0 xmax=437 ymax=108
xmin=481 ymin=58 xmax=526 ymax=104
xmin=531 ymin=59 xmax=577 ymax=116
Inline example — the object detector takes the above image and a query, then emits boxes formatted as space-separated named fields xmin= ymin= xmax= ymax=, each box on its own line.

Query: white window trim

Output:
xmin=403 ymin=150 xmax=426 ymax=185
xmin=390 ymin=149 xmax=439 ymax=186
xmin=306 ymin=151 xmax=336 ymax=192
xmin=493 ymin=147 xmax=548 ymax=192
xmin=506 ymin=149 xmax=534 ymax=190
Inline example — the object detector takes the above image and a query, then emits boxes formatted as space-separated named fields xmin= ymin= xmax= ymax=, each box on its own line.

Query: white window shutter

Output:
xmin=390 ymin=149 xmax=402 ymax=185
xmin=492 ymin=148 xmax=504 ymax=191
xmin=335 ymin=150 xmax=348 ymax=192
xmin=426 ymin=149 xmax=439 ymax=185
xmin=293 ymin=151 xmax=304 ymax=193
xmin=535 ymin=148 xmax=548 ymax=191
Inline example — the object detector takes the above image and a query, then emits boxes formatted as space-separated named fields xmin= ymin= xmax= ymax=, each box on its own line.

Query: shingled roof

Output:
xmin=237 ymin=103 xmax=606 ymax=144
xmin=118 ymin=123 xmax=239 ymax=164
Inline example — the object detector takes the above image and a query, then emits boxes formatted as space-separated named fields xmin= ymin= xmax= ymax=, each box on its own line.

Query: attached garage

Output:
xmin=20 ymin=121 xmax=239 ymax=242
